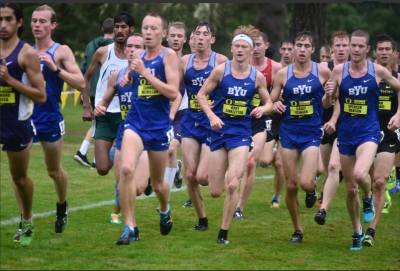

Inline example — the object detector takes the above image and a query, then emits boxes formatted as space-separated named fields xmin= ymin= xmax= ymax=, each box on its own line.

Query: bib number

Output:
xmin=189 ymin=94 xmax=210 ymax=112
xmin=138 ymin=78 xmax=162 ymax=99
xmin=0 ymin=86 xmax=16 ymax=106
xmin=379 ymin=96 xmax=391 ymax=112
xmin=222 ymin=98 xmax=247 ymax=119
xmin=395 ymin=129 xmax=400 ymax=141
xmin=252 ymin=94 xmax=261 ymax=107
xmin=266 ymin=120 xmax=272 ymax=131
xmin=166 ymin=127 xmax=174 ymax=144
xmin=120 ymin=104 xmax=131 ymax=120
xmin=59 ymin=120 xmax=65 ymax=136
xmin=344 ymin=98 xmax=367 ymax=117
xmin=290 ymin=100 xmax=313 ymax=119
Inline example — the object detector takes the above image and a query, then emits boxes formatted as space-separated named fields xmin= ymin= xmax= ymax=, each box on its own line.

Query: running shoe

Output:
xmin=159 ymin=205 xmax=173 ymax=236
xmin=362 ymin=196 xmax=375 ymax=223
xmin=91 ymin=162 xmax=97 ymax=170
xmin=271 ymin=196 xmax=280 ymax=208
xmin=13 ymin=229 xmax=21 ymax=243
xmin=55 ymin=201 xmax=68 ymax=233
xmin=174 ymin=160 xmax=183 ymax=189
xmin=73 ymin=151 xmax=91 ymax=167
xmin=288 ymin=230 xmax=303 ymax=244
xmin=381 ymin=201 xmax=391 ymax=214
xmin=390 ymin=179 xmax=400 ymax=193
xmin=191 ymin=224 xmax=208 ymax=231
xmin=20 ymin=219 xmax=34 ymax=246
xmin=305 ymin=188 xmax=317 ymax=208
xmin=350 ymin=231 xmax=365 ymax=250
xmin=183 ymin=199 xmax=193 ymax=208
xmin=314 ymin=208 xmax=327 ymax=225
xmin=233 ymin=207 xmax=244 ymax=220
xmin=116 ymin=225 xmax=137 ymax=245
xmin=317 ymin=194 xmax=323 ymax=209
xmin=144 ymin=178 xmax=153 ymax=196
xmin=386 ymin=167 xmax=396 ymax=191
xmin=362 ymin=228 xmax=375 ymax=247
xmin=111 ymin=213 xmax=122 ymax=224
xmin=218 ymin=238 xmax=229 ymax=244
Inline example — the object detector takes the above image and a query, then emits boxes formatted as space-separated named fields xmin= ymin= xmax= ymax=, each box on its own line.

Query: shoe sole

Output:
xmin=73 ymin=155 xmax=91 ymax=167
xmin=314 ymin=215 xmax=326 ymax=225
xmin=55 ymin=217 xmax=68 ymax=233
xmin=362 ymin=240 xmax=374 ymax=247
xmin=13 ymin=239 xmax=20 ymax=243
xmin=191 ymin=227 xmax=208 ymax=231
xmin=160 ymin=222 xmax=173 ymax=236
xmin=233 ymin=217 xmax=244 ymax=220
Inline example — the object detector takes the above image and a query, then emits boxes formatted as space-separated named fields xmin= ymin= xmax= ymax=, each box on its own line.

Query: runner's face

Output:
xmin=333 ymin=37 xmax=349 ymax=62
xmin=167 ymin=26 xmax=186 ymax=52
xmin=252 ymin=36 xmax=268 ymax=59
xmin=375 ymin=41 xmax=394 ymax=66
xmin=193 ymin=26 xmax=214 ymax=52
xmin=319 ymin=48 xmax=330 ymax=62
xmin=350 ymin=36 xmax=370 ymax=63
xmin=114 ymin=21 xmax=132 ymax=45
xmin=31 ymin=10 xmax=55 ymax=39
xmin=0 ymin=7 xmax=21 ymax=41
xmin=189 ymin=33 xmax=196 ymax=53
xmin=142 ymin=16 xmax=166 ymax=48
xmin=125 ymin=36 xmax=144 ymax=61
xmin=279 ymin=43 xmax=294 ymax=64
xmin=231 ymin=39 xmax=253 ymax=63
xmin=294 ymin=37 xmax=314 ymax=63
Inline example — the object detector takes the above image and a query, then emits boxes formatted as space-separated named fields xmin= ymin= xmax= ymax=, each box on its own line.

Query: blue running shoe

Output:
xmin=362 ymin=196 xmax=375 ymax=223
xmin=160 ymin=205 xmax=173 ymax=236
xmin=389 ymin=179 xmax=400 ymax=193
xmin=350 ymin=231 xmax=365 ymax=250
xmin=116 ymin=225 xmax=137 ymax=245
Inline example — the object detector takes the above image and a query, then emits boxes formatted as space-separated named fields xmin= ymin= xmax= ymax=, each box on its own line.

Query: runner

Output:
xmin=197 ymin=25 xmax=273 ymax=244
xmin=81 ymin=12 xmax=134 ymax=176
xmin=1 ymin=3 xmax=46 ymax=246
xmin=94 ymin=34 xmax=147 ymax=226
xmin=116 ymin=13 xmax=179 ymax=244
xmin=319 ymin=45 xmax=332 ymax=63
xmin=74 ymin=17 xmax=115 ymax=168
xmin=165 ymin=21 xmax=187 ymax=194
xmin=314 ymin=31 xmax=350 ymax=223
xmin=259 ymin=37 xmax=295 ymax=208
xmin=24 ymin=5 xmax=84 ymax=235
xmin=270 ymin=31 xmax=334 ymax=244
xmin=234 ymin=32 xmax=282 ymax=219
xmin=361 ymin=34 xmax=400 ymax=247
xmin=179 ymin=22 xmax=228 ymax=230
xmin=330 ymin=30 xmax=400 ymax=250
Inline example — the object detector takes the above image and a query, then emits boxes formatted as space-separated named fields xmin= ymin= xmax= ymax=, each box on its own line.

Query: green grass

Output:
xmin=1 ymin=99 xmax=400 ymax=270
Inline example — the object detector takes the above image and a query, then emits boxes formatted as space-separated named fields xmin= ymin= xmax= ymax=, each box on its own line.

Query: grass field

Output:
xmin=1 ymin=98 xmax=400 ymax=270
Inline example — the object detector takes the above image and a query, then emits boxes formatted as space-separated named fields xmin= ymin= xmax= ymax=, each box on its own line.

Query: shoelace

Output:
xmin=352 ymin=235 xmax=361 ymax=247
xmin=364 ymin=199 xmax=372 ymax=212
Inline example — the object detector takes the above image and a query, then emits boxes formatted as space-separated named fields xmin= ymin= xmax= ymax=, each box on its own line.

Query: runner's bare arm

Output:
xmin=94 ymin=70 xmax=118 ymax=117
xmin=251 ymin=71 xmax=273 ymax=118
xmin=169 ymin=92 xmax=182 ymax=121
xmin=120 ymin=49 xmax=144 ymax=88
xmin=2 ymin=45 xmax=46 ymax=104
xmin=270 ymin=68 xmax=286 ymax=114
xmin=320 ymin=66 xmax=334 ymax=109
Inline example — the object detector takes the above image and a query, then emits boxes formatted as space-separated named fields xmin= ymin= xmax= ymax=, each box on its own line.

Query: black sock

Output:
xmin=134 ymin=227 xmax=139 ymax=236
xmin=199 ymin=217 xmax=208 ymax=226
xmin=218 ymin=229 xmax=228 ymax=240
xmin=320 ymin=191 xmax=324 ymax=199
xmin=57 ymin=201 xmax=67 ymax=217
xmin=19 ymin=214 xmax=22 ymax=229
xmin=367 ymin=227 xmax=375 ymax=238
xmin=396 ymin=167 xmax=400 ymax=180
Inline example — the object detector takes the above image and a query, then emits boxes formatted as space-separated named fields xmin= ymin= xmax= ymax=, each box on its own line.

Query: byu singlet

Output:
xmin=116 ymin=66 xmax=132 ymax=122
xmin=125 ymin=48 xmax=171 ymax=130
xmin=183 ymin=51 xmax=217 ymax=126
xmin=210 ymin=61 xmax=257 ymax=136
xmin=31 ymin=43 xmax=64 ymax=123
xmin=0 ymin=40 xmax=33 ymax=121
xmin=338 ymin=61 xmax=380 ymax=143
xmin=95 ymin=43 xmax=127 ymax=112
xmin=281 ymin=62 xmax=325 ymax=129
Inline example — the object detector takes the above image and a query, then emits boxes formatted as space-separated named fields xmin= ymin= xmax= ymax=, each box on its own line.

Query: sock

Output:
xmin=79 ymin=140 xmax=91 ymax=155
xmin=164 ymin=167 xmax=176 ymax=196
xmin=320 ymin=191 xmax=324 ymax=199
xmin=115 ymin=182 xmax=120 ymax=207
xmin=19 ymin=214 xmax=22 ymax=229
xmin=22 ymin=216 xmax=33 ymax=223
xmin=129 ymin=226 xmax=134 ymax=232
xmin=356 ymin=226 xmax=363 ymax=236
xmin=134 ymin=227 xmax=139 ymax=235
xmin=199 ymin=217 xmax=208 ymax=226
xmin=385 ymin=190 xmax=391 ymax=202
xmin=159 ymin=206 xmax=170 ymax=215
xmin=93 ymin=157 xmax=96 ymax=164
xmin=273 ymin=194 xmax=281 ymax=202
xmin=366 ymin=227 xmax=375 ymax=238
xmin=396 ymin=167 xmax=400 ymax=181
xmin=218 ymin=229 xmax=228 ymax=240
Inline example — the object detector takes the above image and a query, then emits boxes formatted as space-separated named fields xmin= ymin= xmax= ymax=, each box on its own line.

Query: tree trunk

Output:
xmin=255 ymin=4 xmax=287 ymax=62
xmin=289 ymin=3 xmax=327 ymax=62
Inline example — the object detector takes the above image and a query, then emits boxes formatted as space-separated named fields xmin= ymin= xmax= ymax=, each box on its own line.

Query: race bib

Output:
xmin=59 ymin=120 xmax=66 ymax=136
xmin=379 ymin=96 xmax=391 ymax=111
xmin=290 ymin=100 xmax=313 ymax=119
xmin=0 ymin=86 xmax=16 ymax=106
xmin=266 ymin=119 xmax=272 ymax=131
xmin=189 ymin=94 xmax=211 ymax=112
xmin=138 ymin=78 xmax=162 ymax=99
xmin=251 ymin=94 xmax=261 ymax=107
xmin=222 ymin=98 xmax=247 ymax=119
xmin=344 ymin=98 xmax=367 ymax=117
xmin=120 ymin=104 xmax=131 ymax=120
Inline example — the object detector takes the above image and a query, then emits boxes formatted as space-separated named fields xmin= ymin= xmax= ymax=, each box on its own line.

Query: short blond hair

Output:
xmin=168 ymin=21 xmax=187 ymax=36
xmin=230 ymin=25 xmax=260 ymax=45
xmin=34 ymin=4 xmax=57 ymax=24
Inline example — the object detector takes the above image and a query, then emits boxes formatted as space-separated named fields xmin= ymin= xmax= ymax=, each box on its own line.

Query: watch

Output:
xmin=54 ymin=66 xmax=62 ymax=75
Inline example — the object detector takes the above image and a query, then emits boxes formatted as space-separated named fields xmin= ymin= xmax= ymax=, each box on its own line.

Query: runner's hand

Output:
xmin=38 ymin=52 xmax=57 ymax=72
xmin=94 ymin=105 xmax=107 ymax=117
xmin=324 ymin=79 xmax=334 ymax=96
xmin=273 ymin=101 xmax=286 ymax=114
xmin=209 ymin=114 xmax=225 ymax=130
xmin=131 ymin=57 xmax=146 ymax=76
xmin=388 ymin=114 xmax=400 ymax=131
xmin=119 ymin=73 xmax=132 ymax=88
xmin=82 ymin=107 xmax=94 ymax=122
xmin=323 ymin=119 xmax=336 ymax=135
xmin=250 ymin=107 xmax=264 ymax=119
xmin=0 ymin=59 xmax=11 ymax=83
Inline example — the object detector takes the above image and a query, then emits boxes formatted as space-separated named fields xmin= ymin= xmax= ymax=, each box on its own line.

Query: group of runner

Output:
xmin=1 ymin=4 xmax=399 ymax=250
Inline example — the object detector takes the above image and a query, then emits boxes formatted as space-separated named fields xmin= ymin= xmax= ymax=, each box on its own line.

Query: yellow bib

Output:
xmin=290 ymin=100 xmax=313 ymax=119
xmin=0 ymin=86 xmax=16 ymax=106
xmin=344 ymin=98 xmax=367 ymax=117
xmin=222 ymin=99 xmax=247 ymax=119
xmin=189 ymin=94 xmax=211 ymax=112
xmin=251 ymin=94 xmax=261 ymax=107
xmin=138 ymin=78 xmax=162 ymax=99
xmin=120 ymin=104 xmax=131 ymax=120
xmin=379 ymin=96 xmax=391 ymax=111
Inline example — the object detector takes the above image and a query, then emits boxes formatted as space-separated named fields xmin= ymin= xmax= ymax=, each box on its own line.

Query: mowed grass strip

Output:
xmin=1 ymin=100 xmax=400 ymax=270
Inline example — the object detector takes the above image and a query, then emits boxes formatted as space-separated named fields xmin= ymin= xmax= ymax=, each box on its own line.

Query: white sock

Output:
xmin=93 ymin=157 xmax=96 ymax=164
xmin=79 ymin=140 xmax=91 ymax=155
xmin=23 ymin=216 xmax=33 ymax=223
xmin=159 ymin=206 xmax=170 ymax=215
xmin=356 ymin=227 xmax=363 ymax=236
xmin=164 ymin=167 xmax=176 ymax=196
